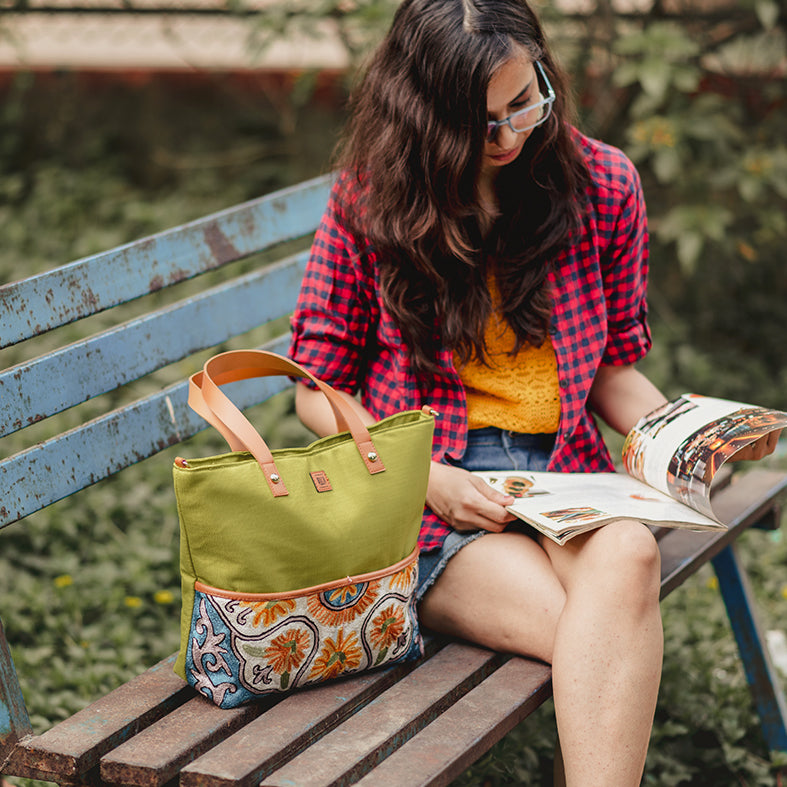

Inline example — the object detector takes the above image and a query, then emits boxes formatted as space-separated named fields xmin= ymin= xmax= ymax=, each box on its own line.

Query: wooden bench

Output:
xmin=2 ymin=173 xmax=786 ymax=786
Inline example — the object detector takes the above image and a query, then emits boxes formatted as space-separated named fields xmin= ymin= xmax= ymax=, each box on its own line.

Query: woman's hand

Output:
xmin=426 ymin=461 xmax=517 ymax=533
xmin=728 ymin=429 xmax=782 ymax=462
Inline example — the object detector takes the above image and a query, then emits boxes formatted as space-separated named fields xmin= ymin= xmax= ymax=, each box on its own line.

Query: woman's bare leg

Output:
xmin=419 ymin=531 xmax=566 ymax=660
xmin=418 ymin=520 xmax=662 ymax=787
xmin=542 ymin=521 xmax=662 ymax=785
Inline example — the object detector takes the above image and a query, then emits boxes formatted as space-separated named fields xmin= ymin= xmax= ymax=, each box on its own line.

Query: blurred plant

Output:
xmin=241 ymin=0 xmax=397 ymax=64
xmin=612 ymin=17 xmax=786 ymax=272
xmin=235 ymin=0 xmax=397 ymax=120
xmin=548 ymin=0 xmax=787 ymax=407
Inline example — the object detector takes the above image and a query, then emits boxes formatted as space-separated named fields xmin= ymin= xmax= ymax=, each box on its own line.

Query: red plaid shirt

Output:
xmin=290 ymin=130 xmax=651 ymax=551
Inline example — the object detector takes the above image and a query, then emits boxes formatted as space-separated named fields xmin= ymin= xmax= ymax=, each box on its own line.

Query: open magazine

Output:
xmin=474 ymin=393 xmax=787 ymax=545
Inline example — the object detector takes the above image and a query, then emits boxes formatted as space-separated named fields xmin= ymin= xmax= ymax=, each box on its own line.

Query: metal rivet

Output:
xmin=270 ymin=473 xmax=280 ymax=483
xmin=367 ymin=452 xmax=378 ymax=463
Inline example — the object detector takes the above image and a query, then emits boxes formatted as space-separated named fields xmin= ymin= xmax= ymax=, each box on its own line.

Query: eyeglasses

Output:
xmin=485 ymin=61 xmax=555 ymax=143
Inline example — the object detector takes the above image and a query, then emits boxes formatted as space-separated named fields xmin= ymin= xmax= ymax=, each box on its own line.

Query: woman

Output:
xmin=288 ymin=0 xmax=776 ymax=782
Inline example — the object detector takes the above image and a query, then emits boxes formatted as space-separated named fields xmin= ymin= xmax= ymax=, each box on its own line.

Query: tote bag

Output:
xmin=173 ymin=350 xmax=435 ymax=708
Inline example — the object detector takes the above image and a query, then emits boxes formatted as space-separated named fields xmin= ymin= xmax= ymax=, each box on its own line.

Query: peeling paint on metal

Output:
xmin=203 ymin=223 xmax=240 ymax=264
xmin=0 ymin=703 xmax=11 ymax=735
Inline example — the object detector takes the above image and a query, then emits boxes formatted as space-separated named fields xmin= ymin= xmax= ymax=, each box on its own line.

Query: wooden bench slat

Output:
xmin=3 ymin=655 xmax=190 ymax=783
xmin=99 ymin=696 xmax=267 ymax=787
xmin=259 ymin=643 xmax=504 ymax=787
xmin=0 ymin=335 xmax=290 ymax=529
xmin=0 ymin=255 xmax=307 ymax=440
xmin=0 ymin=175 xmax=333 ymax=350
xmin=659 ymin=470 xmax=787 ymax=597
xmin=354 ymin=657 xmax=553 ymax=787
xmin=172 ymin=655 xmax=422 ymax=787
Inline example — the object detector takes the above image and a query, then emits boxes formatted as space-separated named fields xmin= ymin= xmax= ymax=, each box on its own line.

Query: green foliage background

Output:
xmin=1 ymin=0 xmax=786 ymax=784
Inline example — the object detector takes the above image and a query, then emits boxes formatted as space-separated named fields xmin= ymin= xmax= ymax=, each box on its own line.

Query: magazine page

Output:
xmin=622 ymin=394 xmax=787 ymax=519
xmin=474 ymin=470 xmax=723 ymax=543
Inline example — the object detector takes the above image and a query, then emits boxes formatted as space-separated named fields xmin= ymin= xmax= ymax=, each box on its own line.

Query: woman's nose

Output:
xmin=494 ymin=122 xmax=519 ymax=148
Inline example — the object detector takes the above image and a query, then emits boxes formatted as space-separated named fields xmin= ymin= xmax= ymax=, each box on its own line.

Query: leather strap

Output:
xmin=188 ymin=350 xmax=386 ymax=496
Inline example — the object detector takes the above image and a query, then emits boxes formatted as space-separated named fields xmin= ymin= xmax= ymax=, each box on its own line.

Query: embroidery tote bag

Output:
xmin=173 ymin=350 xmax=434 ymax=708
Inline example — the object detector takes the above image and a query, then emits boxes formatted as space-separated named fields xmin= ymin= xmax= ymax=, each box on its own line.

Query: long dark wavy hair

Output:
xmin=335 ymin=0 xmax=591 ymax=383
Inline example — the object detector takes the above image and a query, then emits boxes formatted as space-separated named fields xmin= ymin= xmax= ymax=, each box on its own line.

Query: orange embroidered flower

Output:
xmin=389 ymin=561 xmax=416 ymax=592
xmin=264 ymin=628 xmax=310 ymax=675
xmin=369 ymin=604 xmax=405 ymax=650
xmin=307 ymin=583 xmax=378 ymax=626
xmin=309 ymin=630 xmax=363 ymax=681
xmin=240 ymin=598 xmax=296 ymax=628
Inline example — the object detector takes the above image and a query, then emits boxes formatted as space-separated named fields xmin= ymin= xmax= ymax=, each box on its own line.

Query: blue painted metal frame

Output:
xmin=0 ymin=175 xmax=334 ymax=528
xmin=0 ymin=334 xmax=292 ymax=530
xmin=0 ymin=252 xmax=309 ymax=440
xmin=712 ymin=543 xmax=787 ymax=752
xmin=0 ymin=177 xmax=336 ymax=758
xmin=0 ymin=173 xmax=334 ymax=349
xmin=0 ymin=617 xmax=32 ymax=760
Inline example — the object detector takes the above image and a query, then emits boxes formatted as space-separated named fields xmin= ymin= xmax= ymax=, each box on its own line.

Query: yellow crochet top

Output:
xmin=458 ymin=281 xmax=561 ymax=434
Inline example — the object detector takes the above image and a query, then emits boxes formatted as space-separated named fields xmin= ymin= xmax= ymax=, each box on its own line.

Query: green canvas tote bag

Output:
xmin=173 ymin=350 xmax=435 ymax=708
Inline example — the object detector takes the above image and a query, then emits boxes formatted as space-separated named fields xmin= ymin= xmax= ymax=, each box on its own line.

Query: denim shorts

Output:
xmin=415 ymin=428 xmax=555 ymax=602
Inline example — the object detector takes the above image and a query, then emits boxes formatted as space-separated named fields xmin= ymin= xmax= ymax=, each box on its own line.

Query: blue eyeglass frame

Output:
xmin=485 ymin=61 xmax=556 ymax=143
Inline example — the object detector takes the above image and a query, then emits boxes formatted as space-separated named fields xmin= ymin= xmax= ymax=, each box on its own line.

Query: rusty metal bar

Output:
xmin=713 ymin=544 xmax=787 ymax=753
xmin=0 ymin=174 xmax=333 ymax=350
xmin=0 ymin=614 xmax=33 ymax=762
xmin=0 ymin=252 xmax=308 ymax=440
xmin=0 ymin=333 xmax=290 ymax=530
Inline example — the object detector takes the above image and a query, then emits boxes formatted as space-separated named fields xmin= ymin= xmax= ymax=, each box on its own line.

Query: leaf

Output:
xmin=639 ymin=58 xmax=672 ymax=100
xmin=677 ymin=232 xmax=703 ymax=274
xmin=654 ymin=719 xmax=692 ymax=738
xmin=755 ymin=0 xmax=779 ymax=30
xmin=612 ymin=61 xmax=641 ymax=89
xmin=739 ymin=176 xmax=763 ymax=203
xmin=673 ymin=65 xmax=701 ymax=93
xmin=652 ymin=148 xmax=682 ymax=184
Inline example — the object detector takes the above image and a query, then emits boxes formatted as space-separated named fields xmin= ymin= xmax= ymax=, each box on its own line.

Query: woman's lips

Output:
xmin=490 ymin=146 xmax=520 ymax=163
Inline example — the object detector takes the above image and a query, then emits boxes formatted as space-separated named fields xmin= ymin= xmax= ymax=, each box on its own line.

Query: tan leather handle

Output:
xmin=188 ymin=350 xmax=385 ymax=496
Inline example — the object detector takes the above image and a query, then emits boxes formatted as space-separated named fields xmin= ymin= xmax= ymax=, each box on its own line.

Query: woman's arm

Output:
xmin=294 ymin=381 xmax=376 ymax=435
xmin=588 ymin=364 xmax=781 ymax=461
xmin=588 ymin=364 xmax=667 ymax=437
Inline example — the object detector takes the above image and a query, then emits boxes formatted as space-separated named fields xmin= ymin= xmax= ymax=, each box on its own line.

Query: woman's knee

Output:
xmin=583 ymin=521 xmax=661 ymax=599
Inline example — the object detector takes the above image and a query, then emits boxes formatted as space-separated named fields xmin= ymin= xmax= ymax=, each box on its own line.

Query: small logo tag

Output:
xmin=310 ymin=471 xmax=332 ymax=493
